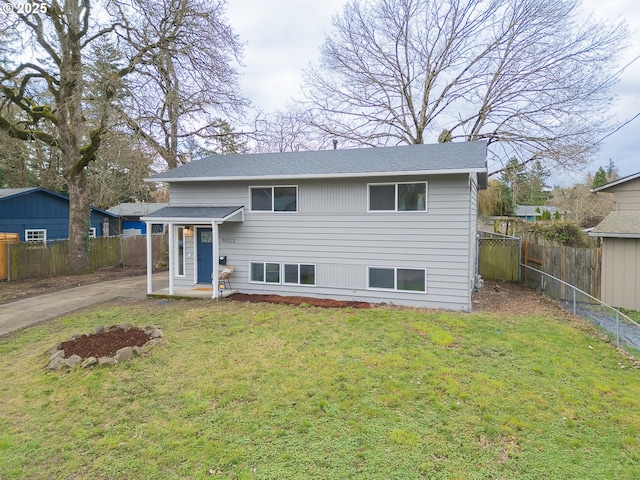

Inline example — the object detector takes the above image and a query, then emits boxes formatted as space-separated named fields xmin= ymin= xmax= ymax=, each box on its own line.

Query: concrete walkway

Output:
xmin=0 ymin=272 xmax=168 ymax=337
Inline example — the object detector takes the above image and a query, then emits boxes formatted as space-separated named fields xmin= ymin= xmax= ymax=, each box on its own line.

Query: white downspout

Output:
xmin=168 ymin=223 xmax=174 ymax=296
xmin=212 ymin=221 xmax=220 ymax=299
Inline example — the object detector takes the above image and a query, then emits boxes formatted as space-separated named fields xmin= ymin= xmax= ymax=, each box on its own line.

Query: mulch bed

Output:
xmin=228 ymin=293 xmax=371 ymax=309
xmin=60 ymin=328 xmax=151 ymax=358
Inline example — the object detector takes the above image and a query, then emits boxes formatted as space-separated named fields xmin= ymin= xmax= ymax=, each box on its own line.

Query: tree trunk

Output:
xmin=66 ymin=168 xmax=91 ymax=274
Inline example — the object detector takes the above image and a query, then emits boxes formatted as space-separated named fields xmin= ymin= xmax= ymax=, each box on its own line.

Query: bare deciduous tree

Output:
xmin=254 ymin=105 xmax=321 ymax=153
xmin=303 ymin=0 xmax=628 ymax=174
xmin=114 ymin=0 xmax=247 ymax=169
xmin=549 ymin=182 xmax=614 ymax=227
xmin=0 ymin=0 xmax=243 ymax=272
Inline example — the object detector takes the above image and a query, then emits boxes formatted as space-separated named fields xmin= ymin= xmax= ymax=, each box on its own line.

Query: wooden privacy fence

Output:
xmin=478 ymin=233 xmax=521 ymax=282
xmin=522 ymin=240 xmax=601 ymax=300
xmin=6 ymin=234 xmax=167 ymax=281
xmin=0 ymin=233 xmax=20 ymax=281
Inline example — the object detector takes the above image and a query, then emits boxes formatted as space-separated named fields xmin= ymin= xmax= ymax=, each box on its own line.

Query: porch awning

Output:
xmin=141 ymin=206 xmax=244 ymax=223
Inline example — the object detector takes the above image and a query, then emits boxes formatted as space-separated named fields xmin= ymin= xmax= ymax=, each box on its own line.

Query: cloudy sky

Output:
xmin=226 ymin=0 xmax=639 ymax=183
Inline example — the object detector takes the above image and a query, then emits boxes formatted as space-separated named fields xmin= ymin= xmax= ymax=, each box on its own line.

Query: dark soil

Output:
xmin=229 ymin=293 xmax=371 ymax=309
xmin=60 ymin=328 xmax=150 ymax=359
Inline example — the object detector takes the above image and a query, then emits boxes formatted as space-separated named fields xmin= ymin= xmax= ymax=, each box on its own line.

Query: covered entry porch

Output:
xmin=141 ymin=206 xmax=244 ymax=299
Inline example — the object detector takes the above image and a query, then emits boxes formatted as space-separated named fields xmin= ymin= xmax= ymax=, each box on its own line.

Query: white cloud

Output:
xmin=226 ymin=0 xmax=346 ymax=111
xmin=227 ymin=0 xmax=639 ymax=179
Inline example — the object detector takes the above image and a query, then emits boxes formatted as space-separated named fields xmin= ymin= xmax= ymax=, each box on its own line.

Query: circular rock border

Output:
xmin=46 ymin=324 xmax=163 ymax=371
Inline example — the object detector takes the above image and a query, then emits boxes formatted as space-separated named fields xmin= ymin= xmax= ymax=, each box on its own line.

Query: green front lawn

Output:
xmin=1 ymin=299 xmax=639 ymax=479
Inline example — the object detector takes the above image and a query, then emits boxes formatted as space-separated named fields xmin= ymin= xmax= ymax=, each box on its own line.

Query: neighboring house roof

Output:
xmin=515 ymin=205 xmax=559 ymax=217
xmin=590 ymin=211 xmax=640 ymax=238
xmin=591 ymin=171 xmax=640 ymax=193
xmin=107 ymin=203 xmax=169 ymax=217
xmin=146 ymin=141 xmax=487 ymax=183
xmin=0 ymin=187 xmax=68 ymax=201
xmin=0 ymin=187 xmax=117 ymax=217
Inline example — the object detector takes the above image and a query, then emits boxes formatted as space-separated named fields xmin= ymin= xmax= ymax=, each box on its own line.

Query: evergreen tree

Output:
xmin=592 ymin=166 xmax=608 ymax=188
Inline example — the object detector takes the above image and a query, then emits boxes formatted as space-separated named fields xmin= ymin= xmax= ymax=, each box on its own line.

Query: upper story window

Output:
xmin=368 ymin=182 xmax=427 ymax=212
xmin=250 ymin=186 xmax=297 ymax=212
xmin=25 ymin=229 xmax=47 ymax=243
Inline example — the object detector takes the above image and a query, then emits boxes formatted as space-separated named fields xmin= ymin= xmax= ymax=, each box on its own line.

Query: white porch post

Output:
xmin=145 ymin=221 xmax=153 ymax=294
xmin=211 ymin=221 xmax=219 ymax=299
xmin=168 ymin=222 xmax=175 ymax=295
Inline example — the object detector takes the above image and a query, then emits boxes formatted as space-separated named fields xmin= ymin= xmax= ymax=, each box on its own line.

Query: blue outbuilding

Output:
xmin=0 ymin=187 xmax=118 ymax=242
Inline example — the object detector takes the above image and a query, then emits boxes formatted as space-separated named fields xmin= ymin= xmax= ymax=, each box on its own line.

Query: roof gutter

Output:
xmin=144 ymin=168 xmax=487 ymax=183
xmin=589 ymin=232 xmax=640 ymax=239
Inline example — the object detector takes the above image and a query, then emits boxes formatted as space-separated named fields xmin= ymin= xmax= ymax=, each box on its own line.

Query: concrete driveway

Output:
xmin=0 ymin=272 xmax=168 ymax=337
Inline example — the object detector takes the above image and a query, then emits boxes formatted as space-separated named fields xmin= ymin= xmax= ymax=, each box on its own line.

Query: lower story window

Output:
xmin=250 ymin=262 xmax=281 ymax=283
xmin=284 ymin=263 xmax=316 ymax=285
xmin=368 ymin=267 xmax=426 ymax=292
xmin=25 ymin=229 xmax=46 ymax=243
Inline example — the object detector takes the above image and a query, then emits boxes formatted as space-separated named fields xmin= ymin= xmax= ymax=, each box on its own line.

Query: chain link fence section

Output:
xmin=521 ymin=263 xmax=640 ymax=351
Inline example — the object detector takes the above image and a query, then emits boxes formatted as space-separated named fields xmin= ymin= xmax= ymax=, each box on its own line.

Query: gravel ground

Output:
xmin=560 ymin=301 xmax=640 ymax=350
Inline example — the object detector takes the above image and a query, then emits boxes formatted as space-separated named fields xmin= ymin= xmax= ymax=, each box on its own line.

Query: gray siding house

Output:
xmin=591 ymin=172 xmax=640 ymax=310
xmin=142 ymin=141 xmax=487 ymax=310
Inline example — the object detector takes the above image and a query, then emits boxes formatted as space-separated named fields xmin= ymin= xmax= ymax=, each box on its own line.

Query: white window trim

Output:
xmin=367 ymin=181 xmax=428 ymax=213
xmin=89 ymin=227 xmax=97 ymax=239
xmin=25 ymin=229 xmax=47 ymax=243
xmin=283 ymin=263 xmax=317 ymax=286
xmin=367 ymin=266 xmax=427 ymax=293
xmin=249 ymin=185 xmax=298 ymax=213
xmin=249 ymin=261 xmax=282 ymax=284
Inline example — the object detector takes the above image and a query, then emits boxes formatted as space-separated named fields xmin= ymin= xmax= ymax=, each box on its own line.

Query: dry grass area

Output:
xmin=472 ymin=280 xmax=564 ymax=316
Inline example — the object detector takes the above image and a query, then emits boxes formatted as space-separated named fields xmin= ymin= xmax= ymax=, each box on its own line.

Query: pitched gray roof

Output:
xmin=141 ymin=206 xmax=243 ymax=222
xmin=147 ymin=141 xmax=486 ymax=182
xmin=590 ymin=211 xmax=640 ymax=238
xmin=0 ymin=187 xmax=38 ymax=199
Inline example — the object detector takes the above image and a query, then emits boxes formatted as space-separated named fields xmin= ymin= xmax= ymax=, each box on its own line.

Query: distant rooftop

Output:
xmin=107 ymin=203 xmax=169 ymax=217
xmin=515 ymin=205 xmax=560 ymax=217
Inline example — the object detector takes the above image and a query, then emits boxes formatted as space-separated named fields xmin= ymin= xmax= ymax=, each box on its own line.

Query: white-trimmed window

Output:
xmin=25 ymin=229 xmax=46 ymax=243
xmin=89 ymin=227 xmax=97 ymax=239
xmin=368 ymin=182 xmax=427 ymax=212
xmin=250 ymin=186 xmax=298 ymax=212
xmin=250 ymin=262 xmax=281 ymax=283
xmin=175 ymin=226 xmax=185 ymax=277
xmin=283 ymin=263 xmax=316 ymax=286
xmin=368 ymin=267 xmax=426 ymax=292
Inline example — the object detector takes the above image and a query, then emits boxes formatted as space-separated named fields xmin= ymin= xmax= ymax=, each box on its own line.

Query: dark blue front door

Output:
xmin=197 ymin=228 xmax=213 ymax=283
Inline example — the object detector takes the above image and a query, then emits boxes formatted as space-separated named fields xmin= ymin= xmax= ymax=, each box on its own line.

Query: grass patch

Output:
xmin=1 ymin=299 xmax=639 ymax=479
xmin=621 ymin=308 xmax=640 ymax=324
